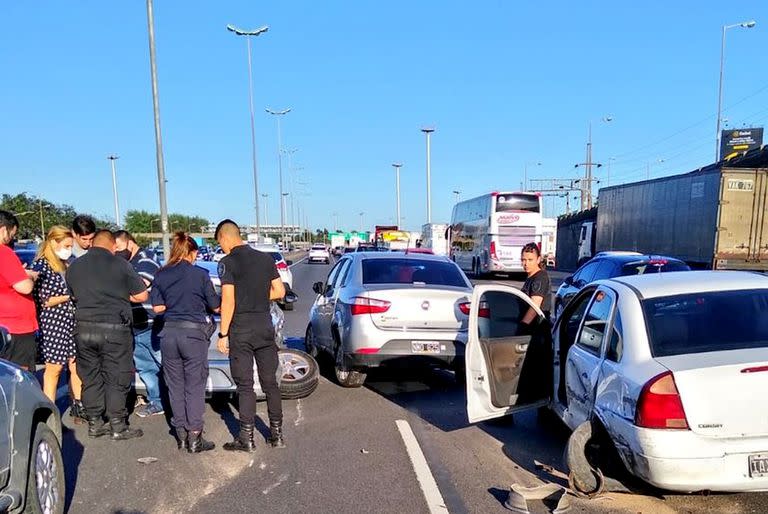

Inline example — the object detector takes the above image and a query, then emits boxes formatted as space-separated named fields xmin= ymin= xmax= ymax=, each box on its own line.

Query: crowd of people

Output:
xmin=0 ymin=210 xmax=287 ymax=453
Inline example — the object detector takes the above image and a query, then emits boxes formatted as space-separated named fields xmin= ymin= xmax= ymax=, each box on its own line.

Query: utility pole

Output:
xmin=266 ymin=107 xmax=291 ymax=245
xmin=108 ymin=155 xmax=121 ymax=228
xmin=392 ymin=163 xmax=403 ymax=228
xmin=421 ymin=127 xmax=435 ymax=223
xmin=359 ymin=212 xmax=364 ymax=233
xmin=261 ymin=193 xmax=269 ymax=225
xmin=452 ymin=190 xmax=460 ymax=204
xmin=528 ymin=178 xmax=583 ymax=216
xmin=146 ymin=0 xmax=170 ymax=257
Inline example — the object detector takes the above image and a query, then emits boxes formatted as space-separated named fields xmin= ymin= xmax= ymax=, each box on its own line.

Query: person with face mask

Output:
xmin=113 ymin=230 xmax=164 ymax=418
xmin=0 ymin=210 xmax=39 ymax=370
xmin=31 ymin=226 xmax=85 ymax=421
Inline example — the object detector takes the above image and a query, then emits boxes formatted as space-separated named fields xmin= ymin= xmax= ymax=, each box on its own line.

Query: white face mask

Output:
xmin=55 ymin=248 xmax=73 ymax=261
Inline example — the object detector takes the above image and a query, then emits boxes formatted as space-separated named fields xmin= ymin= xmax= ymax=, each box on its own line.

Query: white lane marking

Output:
xmin=395 ymin=419 xmax=449 ymax=514
xmin=294 ymin=398 xmax=304 ymax=426
xmin=288 ymin=256 xmax=307 ymax=268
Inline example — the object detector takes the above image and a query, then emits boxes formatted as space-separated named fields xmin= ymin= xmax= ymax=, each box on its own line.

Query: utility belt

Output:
xmin=76 ymin=321 xmax=131 ymax=332
xmin=162 ymin=319 xmax=216 ymax=340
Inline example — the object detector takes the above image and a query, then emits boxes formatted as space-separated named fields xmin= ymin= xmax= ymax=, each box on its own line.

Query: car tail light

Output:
xmin=276 ymin=261 xmax=288 ymax=270
xmin=355 ymin=348 xmax=380 ymax=354
xmin=490 ymin=242 xmax=498 ymax=261
xmin=635 ymin=371 xmax=689 ymax=429
xmin=648 ymin=259 xmax=668 ymax=266
xmin=458 ymin=301 xmax=490 ymax=318
xmin=350 ymin=297 xmax=391 ymax=315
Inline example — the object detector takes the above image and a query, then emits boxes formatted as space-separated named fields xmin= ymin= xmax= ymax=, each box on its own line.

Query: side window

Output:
xmin=574 ymin=262 xmax=599 ymax=286
xmin=336 ymin=259 xmax=353 ymax=288
xmin=593 ymin=260 xmax=616 ymax=281
xmin=576 ymin=289 xmax=615 ymax=355
xmin=606 ymin=311 xmax=623 ymax=362
xmin=325 ymin=261 xmax=344 ymax=294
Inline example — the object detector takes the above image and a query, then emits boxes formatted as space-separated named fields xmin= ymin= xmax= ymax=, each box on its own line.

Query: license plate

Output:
xmin=749 ymin=454 xmax=768 ymax=478
xmin=412 ymin=341 xmax=441 ymax=354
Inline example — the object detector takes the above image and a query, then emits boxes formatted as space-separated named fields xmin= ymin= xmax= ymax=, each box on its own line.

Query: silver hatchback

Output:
xmin=305 ymin=253 xmax=473 ymax=387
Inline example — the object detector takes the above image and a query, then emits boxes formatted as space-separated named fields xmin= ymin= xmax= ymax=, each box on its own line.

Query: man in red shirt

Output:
xmin=0 ymin=210 xmax=39 ymax=370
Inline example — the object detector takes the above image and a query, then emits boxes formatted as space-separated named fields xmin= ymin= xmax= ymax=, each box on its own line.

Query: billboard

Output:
xmin=720 ymin=128 xmax=763 ymax=160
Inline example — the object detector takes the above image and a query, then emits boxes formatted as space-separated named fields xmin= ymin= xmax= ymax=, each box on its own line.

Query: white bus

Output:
xmin=449 ymin=191 xmax=543 ymax=275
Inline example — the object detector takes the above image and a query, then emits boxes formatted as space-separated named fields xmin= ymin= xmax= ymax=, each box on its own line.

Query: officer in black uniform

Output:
xmin=214 ymin=220 xmax=286 ymax=452
xmin=151 ymin=232 xmax=221 ymax=453
xmin=66 ymin=230 xmax=147 ymax=440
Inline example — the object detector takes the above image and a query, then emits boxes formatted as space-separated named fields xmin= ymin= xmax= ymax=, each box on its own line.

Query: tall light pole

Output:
xmin=421 ymin=127 xmax=435 ymax=223
xmin=107 ymin=155 xmax=121 ymax=228
xmin=716 ymin=20 xmax=757 ymax=160
xmin=227 ymin=24 xmax=269 ymax=241
xmin=267 ymin=108 xmax=291 ymax=244
xmin=146 ymin=0 xmax=171 ymax=257
xmin=452 ymin=190 xmax=461 ymax=204
xmin=392 ymin=163 xmax=403 ymax=228
xmin=523 ymin=161 xmax=542 ymax=191
xmin=645 ymin=159 xmax=666 ymax=180
xmin=575 ymin=116 xmax=612 ymax=211
xmin=281 ymin=192 xmax=290 ymax=242
xmin=359 ymin=211 xmax=364 ymax=233
xmin=261 ymin=193 xmax=269 ymax=225
xmin=284 ymin=148 xmax=299 ymax=227
xmin=332 ymin=211 xmax=339 ymax=232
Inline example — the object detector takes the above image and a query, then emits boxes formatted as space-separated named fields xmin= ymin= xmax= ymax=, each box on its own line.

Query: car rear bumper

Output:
xmin=487 ymin=259 xmax=523 ymax=273
xmin=608 ymin=418 xmax=768 ymax=492
xmin=343 ymin=339 xmax=465 ymax=370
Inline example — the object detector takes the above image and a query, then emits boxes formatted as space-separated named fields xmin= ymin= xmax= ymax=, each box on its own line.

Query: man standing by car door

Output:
xmin=214 ymin=220 xmax=286 ymax=452
xmin=66 ymin=230 xmax=147 ymax=440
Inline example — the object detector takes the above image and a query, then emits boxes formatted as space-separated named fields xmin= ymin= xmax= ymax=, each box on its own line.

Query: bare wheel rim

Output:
xmin=35 ymin=439 xmax=60 ymax=514
xmin=279 ymin=352 xmax=311 ymax=382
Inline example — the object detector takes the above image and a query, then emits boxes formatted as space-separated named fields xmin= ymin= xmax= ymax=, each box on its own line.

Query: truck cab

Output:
xmin=577 ymin=221 xmax=596 ymax=266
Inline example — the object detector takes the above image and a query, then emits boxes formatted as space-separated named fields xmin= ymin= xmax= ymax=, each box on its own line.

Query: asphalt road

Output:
xmin=58 ymin=258 xmax=767 ymax=513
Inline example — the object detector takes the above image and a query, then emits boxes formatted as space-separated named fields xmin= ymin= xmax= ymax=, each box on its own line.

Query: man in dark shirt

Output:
xmin=114 ymin=230 xmax=164 ymax=418
xmin=215 ymin=220 xmax=286 ymax=452
xmin=66 ymin=230 xmax=148 ymax=440
xmin=520 ymin=242 xmax=552 ymax=325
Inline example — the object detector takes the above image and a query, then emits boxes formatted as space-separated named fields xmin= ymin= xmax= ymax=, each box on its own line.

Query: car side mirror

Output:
xmin=0 ymin=326 xmax=10 ymax=355
xmin=284 ymin=292 xmax=298 ymax=304
xmin=286 ymin=260 xmax=293 ymax=266
xmin=564 ymin=276 xmax=573 ymax=285
xmin=312 ymin=281 xmax=325 ymax=295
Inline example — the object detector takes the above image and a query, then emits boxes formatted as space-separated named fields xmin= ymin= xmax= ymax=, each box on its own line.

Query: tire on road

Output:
xmin=278 ymin=348 xmax=320 ymax=400
xmin=26 ymin=421 xmax=65 ymax=514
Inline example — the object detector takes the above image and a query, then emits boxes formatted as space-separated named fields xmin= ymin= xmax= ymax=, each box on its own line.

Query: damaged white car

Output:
xmin=465 ymin=271 xmax=768 ymax=494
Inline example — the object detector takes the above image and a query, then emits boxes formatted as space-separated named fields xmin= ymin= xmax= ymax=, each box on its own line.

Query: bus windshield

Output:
xmin=495 ymin=194 xmax=539 ymax=213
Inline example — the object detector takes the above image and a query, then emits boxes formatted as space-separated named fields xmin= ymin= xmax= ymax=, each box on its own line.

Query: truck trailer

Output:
xmin=575 ymin=151 xmax=768 ymax=271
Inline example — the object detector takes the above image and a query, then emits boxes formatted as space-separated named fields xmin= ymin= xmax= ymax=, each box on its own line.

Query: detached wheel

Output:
xmin=26 ymin=422 xmax=65 ymax=514
xmin=334 ymin=340 xmax=366 ymax=388
xmin=278 ymin=349 xmax=320 ymax=400
xmin=282 ymin=301 xmax=295 ymax=312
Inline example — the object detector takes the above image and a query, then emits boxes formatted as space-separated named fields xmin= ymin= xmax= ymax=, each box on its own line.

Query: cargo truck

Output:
xmin=576 ymin=162 xmax=768 ymax=271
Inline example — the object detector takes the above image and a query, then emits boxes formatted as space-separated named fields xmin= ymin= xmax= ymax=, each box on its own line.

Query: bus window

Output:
xmin=496 ymin=194 xmax=540 ymax=213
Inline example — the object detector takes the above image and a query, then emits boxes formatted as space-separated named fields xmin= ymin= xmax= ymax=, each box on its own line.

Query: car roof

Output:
xmin=349 ymin=252 xmax=452 ymax=262
xmin=608 ymin=270 xmax=768 ymax=299
xmin=590 ymin=253 xmax=687 ymax=265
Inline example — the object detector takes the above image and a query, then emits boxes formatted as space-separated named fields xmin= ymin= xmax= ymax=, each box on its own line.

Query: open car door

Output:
xmin=466 ymin=284 xmax=553 ymax=423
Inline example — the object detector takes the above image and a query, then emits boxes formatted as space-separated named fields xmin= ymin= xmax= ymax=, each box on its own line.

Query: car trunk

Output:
xmin=362 ymin=285 xmax=470 ymax=331
xmin=655 ymin=348 xmax=768 ymax=437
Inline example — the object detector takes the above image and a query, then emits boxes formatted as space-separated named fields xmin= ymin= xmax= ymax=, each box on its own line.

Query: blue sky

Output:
xmin=2 ymin=2 xmax=767 ymax=231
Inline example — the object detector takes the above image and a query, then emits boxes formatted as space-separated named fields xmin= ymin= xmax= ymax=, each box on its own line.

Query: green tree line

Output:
xmin=0 ymin=193 xmax=114 ymax=240
xmin=124 ymin=210 xmax=210 ymax=234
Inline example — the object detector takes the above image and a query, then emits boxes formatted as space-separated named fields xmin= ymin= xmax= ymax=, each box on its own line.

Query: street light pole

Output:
xmin=716 ymin=20 xmax=757 ymax=160
xmin=267 ymin=108 xmax=291 ymax=244
xmin=227 ymin=23 xmax=269 ymax=242
xmin=523 ymin=162 xmax=542 ymax=191
xmin=359 ymin=212 xmax=364 ymax=233
xmin=421 ymin=127 xmax=435 ymax=223
xmin=282 ymin=192 xmax=289 ymax=242
xmin=107 ymin=155 xmax=121 ymax=228
xmin=392 ymin=163 xmax=403 ymax=228
xmin=262 ymin=193 xmax=269 ymax=225
xmin=146 ymin=0 xmax=171 ymax=257
xmin=452 ymin=190 xmax=460 ymax=204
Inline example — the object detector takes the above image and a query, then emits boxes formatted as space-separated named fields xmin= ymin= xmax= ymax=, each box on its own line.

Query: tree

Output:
xmin=0 ymin=193 xmax=113 ymax=240
xmin=124 ymin=210 xmax=210 ymax=234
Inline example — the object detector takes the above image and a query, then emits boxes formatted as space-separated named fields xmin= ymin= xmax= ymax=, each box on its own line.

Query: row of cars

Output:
xmin=301 ymin=249 xmax=768 ymax=495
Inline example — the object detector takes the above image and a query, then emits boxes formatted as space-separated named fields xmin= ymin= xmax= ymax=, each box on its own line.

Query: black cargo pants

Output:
xmin=229 ymin=316 xmax=282 ymax=424
xmin=75 ymin=322 xmax=134 ymax=425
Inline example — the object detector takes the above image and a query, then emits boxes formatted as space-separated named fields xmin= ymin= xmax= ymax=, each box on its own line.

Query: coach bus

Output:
xmin=449 ymin=191 xmax=543 ymax=275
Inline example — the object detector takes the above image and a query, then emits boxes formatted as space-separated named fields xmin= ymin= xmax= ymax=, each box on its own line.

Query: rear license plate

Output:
xmin=749 ymin=454 xmax=768 ymax=477
xmin=412 ymin=341 xmax=441 ymax=354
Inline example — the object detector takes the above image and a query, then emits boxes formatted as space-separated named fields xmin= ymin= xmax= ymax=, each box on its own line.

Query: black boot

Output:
xmin=70 ymin=400 xmax=87 ymax=425
xmin=269 ymin=420 xmax=286 ymax=449
xmin=87 ymin=418 xmax=110 ymax=438
xmin=188 ymin=431 xmax=216 ymax=453
xmin=176 ymin=428 xmax=188 ymax=451
xmin=110 ymin=418 xmax=144 ymax=441
xmin=223 ymin=422 xmax=256 ymax=452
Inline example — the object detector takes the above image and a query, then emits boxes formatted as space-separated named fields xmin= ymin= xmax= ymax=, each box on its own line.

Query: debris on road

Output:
xmin=137 ymin=457 xmax=158 ymax=465
xmin=504 ymin=483 xmax=571 ymax=514
xmin=361 ymin=448 xmax=370 ymax=454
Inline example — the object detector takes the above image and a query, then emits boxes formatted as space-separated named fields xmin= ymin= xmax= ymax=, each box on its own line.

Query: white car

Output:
xmin=250 ymin=244 xmax=294 ymax=292
xmin=466 ymin=271 xmax=768 ymax=494
xmin=309 ymin=244 xmax=331 ymax=264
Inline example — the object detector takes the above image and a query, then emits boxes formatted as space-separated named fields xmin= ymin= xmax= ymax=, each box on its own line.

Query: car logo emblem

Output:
xmin=421 ymin=301 xmax=430 ymax=310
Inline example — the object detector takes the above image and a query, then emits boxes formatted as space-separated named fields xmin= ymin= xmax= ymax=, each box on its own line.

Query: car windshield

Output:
xmin=362 ymin=258 xmax=467 ymax=287
xmin=619 ymin=260 xmax=690 ymax=276
xmin=642 ymin=289 xmax=768 ymax=357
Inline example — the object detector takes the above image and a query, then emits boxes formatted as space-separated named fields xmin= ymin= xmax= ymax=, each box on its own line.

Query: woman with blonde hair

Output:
xmin=31 ymin=225 xmax=85 ymax=420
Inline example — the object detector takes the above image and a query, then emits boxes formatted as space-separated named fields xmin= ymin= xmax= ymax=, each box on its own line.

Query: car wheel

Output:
xmin=26 ymin=422 xmax=65 ymax=514
xmin=282 ymin=301 xmax=294 ymax=312
xmin=334 ymin=339 xmax=366 ymax=388
xmin=278 ymin=348 xmax=320 ymax=400
xmin=304 ymin=325 xmax=319 ymax=359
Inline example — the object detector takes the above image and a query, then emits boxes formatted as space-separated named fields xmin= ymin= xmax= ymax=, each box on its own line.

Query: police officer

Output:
xmin=151 ymin=232 xmax=220 ymax=453
xmin=66 ymin=230 xmax=147 ymax=440
xmin=215 ymin=220 xmax=286 ymax=452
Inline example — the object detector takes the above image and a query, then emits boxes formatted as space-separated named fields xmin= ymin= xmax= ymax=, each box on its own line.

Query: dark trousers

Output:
xmin=230 ymin=322 xmax=282 ymax=424
xmin=75 ymin=323 xmax=134 ymax=424
xmin=159 ymin=325 xmax=209 ymax=432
